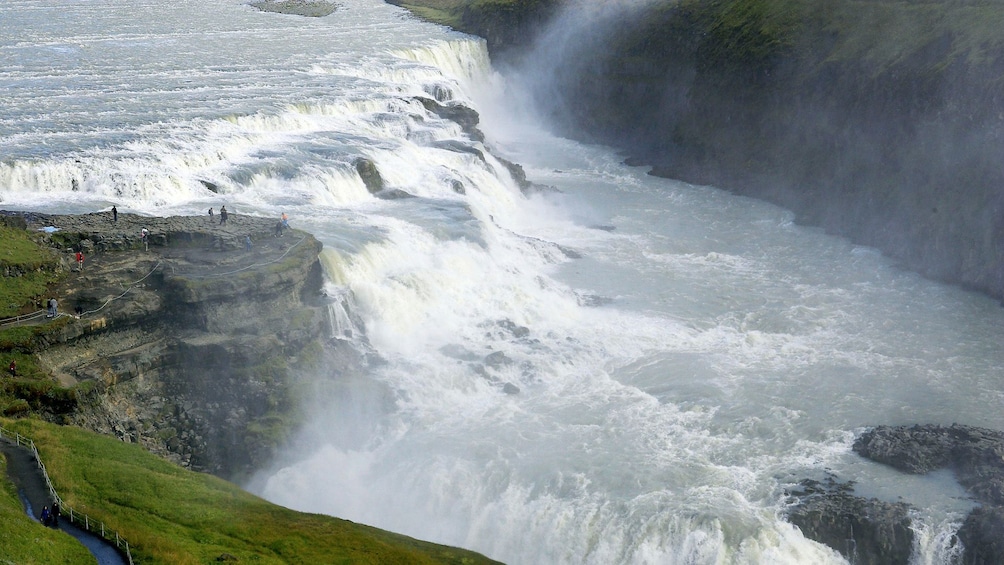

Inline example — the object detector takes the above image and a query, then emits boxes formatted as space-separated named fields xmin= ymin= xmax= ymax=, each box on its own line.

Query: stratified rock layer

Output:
xmin=18 ymin=211 xmax=335 ymax=479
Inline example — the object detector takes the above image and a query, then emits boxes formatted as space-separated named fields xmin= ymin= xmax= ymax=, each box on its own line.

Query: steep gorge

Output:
xmin=400 ymin=0 xmax=1004 ymax=302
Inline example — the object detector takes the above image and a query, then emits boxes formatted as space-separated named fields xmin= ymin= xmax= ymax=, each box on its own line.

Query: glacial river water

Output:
xmin=3 ymin=1 xmax=1003 ymax=563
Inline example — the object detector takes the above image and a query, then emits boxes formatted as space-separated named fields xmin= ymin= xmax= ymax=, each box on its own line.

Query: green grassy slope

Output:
xmin=2 ymin=418 xmax=500 ymax=565
xmin=0 ymin=223 xmax=75 ymax=417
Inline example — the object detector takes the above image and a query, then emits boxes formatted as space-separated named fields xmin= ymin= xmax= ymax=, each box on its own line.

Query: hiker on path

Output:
xmin=220 ymin=206 xmax=228 ymax=225
xmin=40 ymin=505 xmax=50 ymax=526
xmin=75 ymin=251 xmax=84 ymax=271
xmin=245 ymin=234 xmax=252 ymax=251
xmin=111 ymin=205 xmax=118 ymax=222
xmin=50 ymin=501 xmax=60 ymax=528
xmin=141 ymin=227 xmax=149 ymax=251
xmin=47 ymin=298 xmax=58 ymax=318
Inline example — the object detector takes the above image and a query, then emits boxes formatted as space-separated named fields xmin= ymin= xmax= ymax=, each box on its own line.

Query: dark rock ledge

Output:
xmin=787 ymin=424 xmax=1004 ymax=564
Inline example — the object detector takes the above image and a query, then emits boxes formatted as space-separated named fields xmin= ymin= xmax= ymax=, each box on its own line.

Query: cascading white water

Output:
xmin=4 ymin=1 xmax=1003 ymax=564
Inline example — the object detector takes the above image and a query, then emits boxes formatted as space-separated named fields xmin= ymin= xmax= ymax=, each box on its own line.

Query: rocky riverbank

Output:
xmin=7 ymin=210 xmax=344 ymax=480
xmin=788 ymin=424 xmax=1004 ymax=564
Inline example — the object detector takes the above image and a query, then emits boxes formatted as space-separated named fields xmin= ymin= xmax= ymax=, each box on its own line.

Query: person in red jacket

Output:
xmin=75 ymin=251 xmax=84 ymax=271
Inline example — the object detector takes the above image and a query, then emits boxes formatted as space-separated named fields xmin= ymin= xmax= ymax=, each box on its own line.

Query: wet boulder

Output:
xmin=786 ymin=478 xmax=914 ymax=565
xmin=354 ymin=158 xmax=385 ymax=194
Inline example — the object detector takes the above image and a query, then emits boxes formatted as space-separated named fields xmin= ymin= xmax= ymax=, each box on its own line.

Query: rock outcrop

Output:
xmin=854 ymin=425 xmax=1004 ymax=506
xmin=787 ymin=424 xmax=1004 ymax=564
xmin=787 ymin=477 xmax=914 ymax=565
xmin=15 ymin=211 xmax=338 ymax=480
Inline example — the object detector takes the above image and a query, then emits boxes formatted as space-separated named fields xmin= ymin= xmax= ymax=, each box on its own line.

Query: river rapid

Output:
xmin=2 ymin=1 xmax=1003 ymax=563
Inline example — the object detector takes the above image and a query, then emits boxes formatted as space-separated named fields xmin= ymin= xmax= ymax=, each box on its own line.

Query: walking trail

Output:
xmin=1 ymin=439 xmax=127 ymax=565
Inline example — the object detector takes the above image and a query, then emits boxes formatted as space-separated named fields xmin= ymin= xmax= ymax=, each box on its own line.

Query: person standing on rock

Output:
xmin=208 ymin=207 xmax=214 ymax=220
xmin=141 ymin=227 xmax=149 ymax=251
xmin=220 ymin=205 xmax=228 ymax=225
xmin=47 ymin=298 xmax=58 ymax=318
xmin=75 ymin=250 xmax=84 ymax=271
xmin=245 ymin=234 xmax=252 ymax=251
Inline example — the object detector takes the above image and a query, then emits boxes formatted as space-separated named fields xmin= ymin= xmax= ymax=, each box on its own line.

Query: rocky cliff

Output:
xmin=393 ymin=0 xmax=1004 ymax=303
xmin=7 ymin=211 xmax=339 ymax=480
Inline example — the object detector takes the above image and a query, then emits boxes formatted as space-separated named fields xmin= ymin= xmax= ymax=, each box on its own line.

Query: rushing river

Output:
xmin=3 ymin=1 xmax=1003 ymax=563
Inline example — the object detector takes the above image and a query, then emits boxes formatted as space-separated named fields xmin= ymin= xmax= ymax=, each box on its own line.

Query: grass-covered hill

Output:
xmin=0 ymin=218 xmax=76 ymax=419
xmin=393 ymin=0 xmax=1004 ymax=302
xmin=1 ymin=418 xmax=500 ymax=564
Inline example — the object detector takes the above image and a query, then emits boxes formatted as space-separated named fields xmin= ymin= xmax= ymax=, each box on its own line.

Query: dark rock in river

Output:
xmin=354 ymin=157 xmax=385 ymax=194
xmin=787 ymin=478 xmax=914 ymax=565
xmin=957 ymin=505 xmax=1004 ymax=565
xmin=851 ymin=424 xmax=1004 ymax=564
xmin=414 ymin=97 xmax=484 ymax=142
xmin=250 ymin=0 xmax=338 ymax=17
xmin=854 ymin=424 xmax=1004 ymax=505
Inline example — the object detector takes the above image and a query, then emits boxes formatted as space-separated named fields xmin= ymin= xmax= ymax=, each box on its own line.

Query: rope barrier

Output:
xmin=0 ymin=425 xmax=134 ymax=565
xmin=183 ymin=235 xmax=307 ymax=279
xmin=77 ymin=260 xmax=163 ymax=318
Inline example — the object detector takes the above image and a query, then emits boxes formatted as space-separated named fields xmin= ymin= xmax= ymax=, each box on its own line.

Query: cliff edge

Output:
xmin=3 ymin=210 xmax=331 ymax=480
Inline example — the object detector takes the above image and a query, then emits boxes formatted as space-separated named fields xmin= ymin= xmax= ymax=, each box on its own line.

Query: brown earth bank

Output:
xmin=4 ymin=209 xmax=362 ymax=481
xmin=392 ymin=0 xmax=1004 ymax=303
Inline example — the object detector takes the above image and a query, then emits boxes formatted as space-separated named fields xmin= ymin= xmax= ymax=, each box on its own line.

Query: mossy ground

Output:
xmin=391 ymin=0 xmax=466 ymax=27
xmin=0 ymin=225 xmax=62 ymax=319
xmin=1 ymin=418 xmax=499 ymax=565
xmin=0 ymin=226 xmax=75 ymax=417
